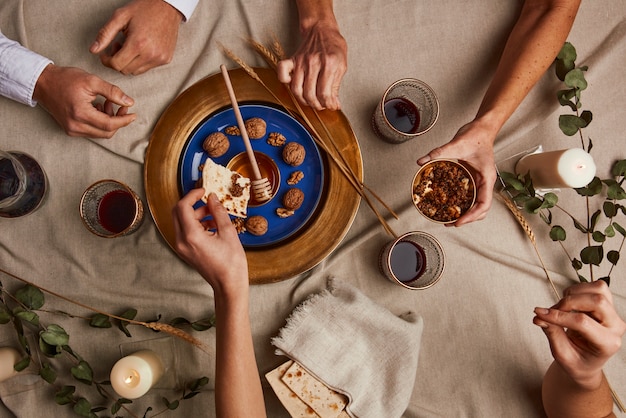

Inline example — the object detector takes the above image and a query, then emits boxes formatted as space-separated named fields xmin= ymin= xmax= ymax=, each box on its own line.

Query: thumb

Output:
xmin=277 ymin=58 xmax=295 ymax=84
xmin=205 ymin=193 xmax=232 ymax=231
xmin=90 ymin=13 xmax=127 ymax=54
xmin=91 ymin=77 xmax=134 ymax=107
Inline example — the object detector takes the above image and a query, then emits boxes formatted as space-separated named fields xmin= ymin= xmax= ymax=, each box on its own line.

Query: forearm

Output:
xmin=542 ymin=361 xmax=615 ymax=418
xmin=214 ymin=292 xmax=266 ymax=417
xmin=475 ymin=0 xmax=580 ymax=133
xmin=294 ymin=0 xmax=338 ymax=32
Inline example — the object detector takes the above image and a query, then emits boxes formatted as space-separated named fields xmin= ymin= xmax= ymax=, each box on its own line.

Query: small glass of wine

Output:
xmin=80 ymin=180 xmax=144 ymax=238
xmin=379 ymin=231 xmax=445 ymax=289
xmin=371 ymin=78 xmax=439 ymax=143
xmin=0 ymin=150 xmax=48 ymax=218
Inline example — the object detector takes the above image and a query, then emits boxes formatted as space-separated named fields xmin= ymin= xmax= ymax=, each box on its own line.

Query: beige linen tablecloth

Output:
xmin=1 ymin=1 xmax=625 ymax=417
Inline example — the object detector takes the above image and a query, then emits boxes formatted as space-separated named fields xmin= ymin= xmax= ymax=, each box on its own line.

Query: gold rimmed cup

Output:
xmin=379 ymin=231 xmax=445 ymax=289
xmin=80 ymin=180 xmax=145 ymax=238
xmin=411 ymin=159 xmax=476 ymax=224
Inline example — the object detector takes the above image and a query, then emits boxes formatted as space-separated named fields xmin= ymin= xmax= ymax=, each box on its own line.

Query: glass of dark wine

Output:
xmin=0 ymin=150 xmax=48 ymax=218
xmin=379 ymin=231 xmax=445 ymax=289
xmin=80 ymin=180 xmax=145 ymax=238
xmin=371 ymin=78 xmax=439 ymax=143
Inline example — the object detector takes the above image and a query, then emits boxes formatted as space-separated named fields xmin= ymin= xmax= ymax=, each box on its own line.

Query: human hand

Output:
xmin=277 ymin=19 xmax=347 ymax=111
xmin=534 ymin=280 xmax=626 ymax=390
xmin=172 ymin=189 xmax=249 ymax=298
xmin=33 ymin=64 xmax=136 ymax=138
xmin=90 ymin=0 xmax=183 ymax=75
xmin=416 ymin=120 xmax=497 ymax=226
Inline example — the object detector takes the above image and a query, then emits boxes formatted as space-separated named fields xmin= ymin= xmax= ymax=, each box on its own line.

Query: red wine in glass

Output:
xmin=98 ymin=190 xmax=137 ymax=234
xmin=384 ymin=98 xmax=421 ymax=134
xmin=389 ymin=240 xmax=426 ymax=282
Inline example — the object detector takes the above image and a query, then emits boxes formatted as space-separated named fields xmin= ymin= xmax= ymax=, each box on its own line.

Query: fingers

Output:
xmin=90 ymin=76 xmax=135 ymax=108
xmin=205 ymin=193 xmax=238 ymax=238
xmin=90 ymin=9 xmax=127 ymax=55
xmin=277 ymin=58 xmax=295 ymax=84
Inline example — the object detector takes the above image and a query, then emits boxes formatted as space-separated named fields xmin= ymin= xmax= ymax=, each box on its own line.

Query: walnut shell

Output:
xmin=244 ymin=117 xmax=267 ymax=139
xmin=202 ymin=132 xmax=230 ymax=157
xmin=282 ymin=188 xmax=304 ymax=211
xmin=245 ymin=215 xmax=268 ymax=236
xmin=282 ymin=142 xmax=306 ymax=167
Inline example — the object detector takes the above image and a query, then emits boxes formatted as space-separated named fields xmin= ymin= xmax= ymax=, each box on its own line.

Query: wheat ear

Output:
xmin=499 ymin=194 xmax=560 ymax=300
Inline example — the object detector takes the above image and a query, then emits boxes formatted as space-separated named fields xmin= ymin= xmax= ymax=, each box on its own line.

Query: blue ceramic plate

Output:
xmin=179 ymin=104 xmax=325 ymax=247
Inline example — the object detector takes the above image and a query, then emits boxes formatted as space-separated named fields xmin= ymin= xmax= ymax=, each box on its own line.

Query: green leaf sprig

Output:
xmin=501 ymin=42 xmax=626 ymax=285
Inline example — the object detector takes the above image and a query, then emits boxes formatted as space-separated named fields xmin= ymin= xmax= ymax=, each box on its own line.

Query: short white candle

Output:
xmin=515 ymin=148 xmax=596 ymax=189
xmin=110 ymin=350 xmax=164 ymax=399
xmin=0 ymin=347 xmax=21 ymax=382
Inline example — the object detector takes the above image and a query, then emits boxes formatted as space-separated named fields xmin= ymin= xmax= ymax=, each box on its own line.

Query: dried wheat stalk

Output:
xmin=499 ymin=194 xmax=560 ymax=300
xmin=0 ymin=267 xmax=210 ymax=353
xmin=222 ymin=39 xmax=398 ymax=237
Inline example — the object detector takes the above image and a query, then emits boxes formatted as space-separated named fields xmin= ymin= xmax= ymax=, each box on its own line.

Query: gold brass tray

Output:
xmin=144 ymin=67 xmax=362 ymax=284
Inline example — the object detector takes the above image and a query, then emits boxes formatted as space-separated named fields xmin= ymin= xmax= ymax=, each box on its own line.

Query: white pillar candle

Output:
xmin=0 ymin=347 xmax=21 ymax=383
xmin=515 ymin=148 xmax=596 ymax=189
xmin=110 ymin=350 xmax=164 ymax=399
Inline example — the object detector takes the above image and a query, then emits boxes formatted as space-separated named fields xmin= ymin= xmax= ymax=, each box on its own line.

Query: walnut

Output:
xmin=224 ymin=126 xmax=241 ymax=136
xmin=245 ymin=215 xmax=268 ymax=236
xmin=282 ymin=142 xmax=306 ymax=167
xmin=267 ymin=132 xmax=287 ymax=146
xmin=282 ymin=188 xmax=304 ymax=211
xmin=287 ymin=171 xmax=304 ymax=185
xmin=231 ymin=217 xmax=246 ymax=234
xmin=202 ymin=132 xmax=230 ymax=158
xmin=276 ymin=208 xmax=295 ymax=218
xmin=244 ymin=117 xmax=266 ymax=139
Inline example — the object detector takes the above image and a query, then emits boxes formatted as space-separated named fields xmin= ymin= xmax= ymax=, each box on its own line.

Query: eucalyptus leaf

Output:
xmin=614 ymin=222 xmax=626 ymax=237
xmin=578 ymin=274 xmax=588 ymax=283
xmin=54 ymin=385 xmax=76 ymax=405
xmin=89 ymin=314 xmax=112 ymax=329
xmin=117 ymin=309 xmax=137 ymax=338
xmin=14 ymin=309 xmax=39 ymax=326
xmin=611 ymin=159 xmax=626 ymax=177
xmin=573 ymin=217 xmax=588 ymax=233
xmin=576 ymin=177 xmax=603 ymax=196
xmin=605 ymin=224 xmax=616 ymax=238
xmin=39 ymin=338 xmax=63 ymax=357
xmin=0 ymin=305 xmax=11 ymax=324
xmin=524 ymin=197 xmax=544 ymax=214
xmin=607 ymin=250 xmax=620 ymax=265
xmin=592 ymin=231 xmax=605 ymax=243
xmin=40 ymin=324 xmax=69 ymax=347
xmin=599 ymin=277 xmax=611 ymax=286
xmin=162 ymin=397 xmax=179 ymax=410
xmin=590 ymin=210 xmax=601 ymax=230
xmin=189 ymin=376 xmax=209 ymax=392
xmin=607 ymin=183 xmax=626 ymax=200
xmin=40 ymin=362 xmax=57 ymax=384
xmin=72 ymin=397 xmax=94 ymax=418
xmin=549 ymin=225 xmax=566 ymax=241
xmin=580 ymin=110 xmax=593 ymax=126
xmin=580 ymin=245 xmax=603 ymax=266
xmin=557 ymin=88 xmax=577 ymax=111
xmin=559 ymin=114 xmax=587 ymax=136
xmin=15 ymin=285 xmax=44 ymax=310
xmin=604 ymin=201 xmax=617 ymax=217
xmin=556 ymin=42 xmax=577 ymax=80
xmin=564 ymin=67 xmax=588 ymax=90
xmin=71 ymin=360 xmax=94 ymax=385
xmin=13 ymin=356 xmax=30 ymax=372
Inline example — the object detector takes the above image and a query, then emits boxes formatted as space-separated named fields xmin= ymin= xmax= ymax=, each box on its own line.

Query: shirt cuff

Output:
xmin=0 ymin=36 xmax=53 ymax=107
xmin=162 ymin=0 xmax=200 ymax=21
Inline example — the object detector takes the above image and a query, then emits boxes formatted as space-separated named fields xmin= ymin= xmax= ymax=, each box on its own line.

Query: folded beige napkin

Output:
xmin=271 ymin=278 xmax=424 ymax=418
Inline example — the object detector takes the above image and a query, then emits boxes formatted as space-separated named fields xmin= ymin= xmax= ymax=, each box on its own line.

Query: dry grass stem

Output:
xmin=144 ymin=322 xmax=210 ymax=353
xmin=0 ymin=267 xmax=210 ymax=353
xmin=224 ymin=39 xmax=398 ymax=237
xmin=499 ymin=195 xmax=560 ymax=300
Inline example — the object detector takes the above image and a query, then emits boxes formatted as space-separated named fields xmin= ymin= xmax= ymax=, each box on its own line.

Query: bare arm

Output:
xmin=418 ymin=0 xmax=581 ymax=226
xmin=534 ymin=281 xmax=626 ymax=417
xmin=172 ymin=189 xmax=266 ymax=418
xmin=277 ymin=0 xmax=347 ymax=110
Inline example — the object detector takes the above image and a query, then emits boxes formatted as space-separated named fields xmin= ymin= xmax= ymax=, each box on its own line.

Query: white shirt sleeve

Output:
xmin=162 ymin=0 xmax=200 ymax=21
xmin=0 ymin=31 xmax=53 ymax=107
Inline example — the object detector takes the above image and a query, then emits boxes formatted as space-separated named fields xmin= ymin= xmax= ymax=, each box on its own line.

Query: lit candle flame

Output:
xmin=125 ymin=375 xmax=134 ymax=384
